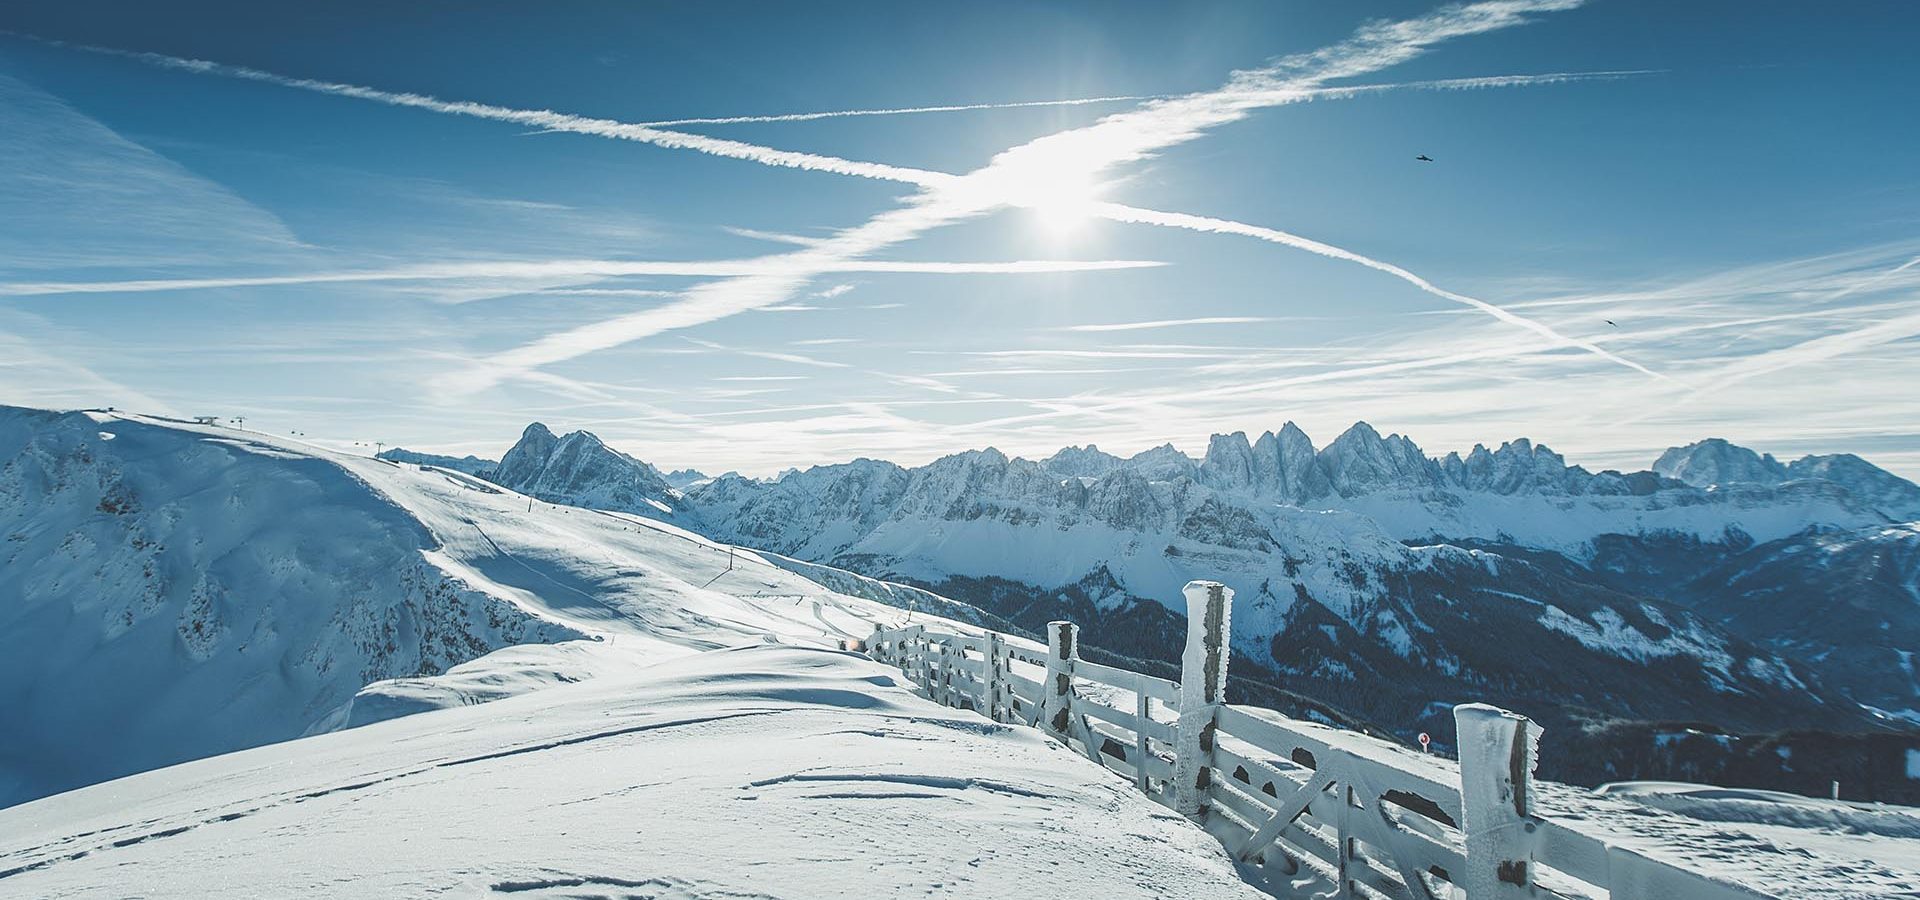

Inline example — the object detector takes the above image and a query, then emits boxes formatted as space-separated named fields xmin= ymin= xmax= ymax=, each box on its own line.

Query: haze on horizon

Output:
xmin=2 ymin=0 xmax=1917 ymax=478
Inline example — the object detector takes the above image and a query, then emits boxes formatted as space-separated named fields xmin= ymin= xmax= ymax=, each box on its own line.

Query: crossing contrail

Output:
xmin=1092 ymin=203 xmax=1668 ymax=380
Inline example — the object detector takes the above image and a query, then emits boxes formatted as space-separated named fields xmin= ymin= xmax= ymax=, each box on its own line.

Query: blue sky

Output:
xmin=2 ymin=1 xmax=1918 ymax=476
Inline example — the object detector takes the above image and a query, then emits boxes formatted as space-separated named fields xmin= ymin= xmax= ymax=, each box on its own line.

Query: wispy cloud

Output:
xmin=1063 ymin=316 xmax=1280 ymax=332
xmin=40 ymin=5 xmax=1607 ymax=390
xmin=0 ymin=257 xmax=1159 ymax=296
xmin=0 ymin=72 xmax=306 ymax=273
xmin=534 ymin=287 xmax=681 ymax=298
xmin=0 ymin=310 xmax=178 ymax=413
xmin=683 ymin=337 xmax=852 ymax=369
xmin=923 ymin=348 xmax=1250 ymax=360
xmin=470 ymin=0 xmax=1590 ymax=385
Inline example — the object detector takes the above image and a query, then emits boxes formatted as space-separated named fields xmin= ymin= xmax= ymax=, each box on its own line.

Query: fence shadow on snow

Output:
xmin=866 ymin=581 xmax=1774 ymax=900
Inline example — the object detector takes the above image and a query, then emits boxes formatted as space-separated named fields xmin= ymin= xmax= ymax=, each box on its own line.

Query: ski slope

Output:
xmin=0 ymin=644 xmax=1266 ymax=899
xmin=0 ymin=407 xmax=929 ymax=805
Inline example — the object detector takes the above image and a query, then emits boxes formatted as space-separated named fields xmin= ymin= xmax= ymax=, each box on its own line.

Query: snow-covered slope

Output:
xmin=373 ymin=446 xmax=496 ymax=478
xmin=0 ymin=407 xmax=582 ymax=806
xmin=3 ymin=405 xmax=1913 ymax=898
xmin=0 ymin=407 xmax=944 ymax=807
xmin=0 ymin=644 xmax=1268 ymax=899
xmin=666 ymin=427 xmax=1880 ymax=733
xmin=383 ymin=419 xmax=1920 ymax=788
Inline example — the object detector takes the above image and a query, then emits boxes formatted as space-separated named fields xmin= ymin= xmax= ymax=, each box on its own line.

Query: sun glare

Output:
xmin=1026 ymin=171 xmax=1103 ymax=238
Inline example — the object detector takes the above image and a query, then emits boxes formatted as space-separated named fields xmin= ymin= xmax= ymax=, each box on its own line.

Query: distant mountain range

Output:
xmin=384 ymin=419 xmax=1920 ymax=795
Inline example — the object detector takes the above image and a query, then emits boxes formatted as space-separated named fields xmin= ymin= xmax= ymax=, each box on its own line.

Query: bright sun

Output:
xmin=1015 ymin=169 xmax=1104 ymax=239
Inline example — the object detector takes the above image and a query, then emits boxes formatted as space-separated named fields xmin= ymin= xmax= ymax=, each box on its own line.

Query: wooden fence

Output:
xmin=866 ymin=580 xmax=1774 ymax=900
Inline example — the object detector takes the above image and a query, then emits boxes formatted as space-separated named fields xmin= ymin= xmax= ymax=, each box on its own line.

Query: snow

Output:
xmin=0 ymin=645 xmax=1267 ymax=899
xmin=0 ymin=407 xmax=936 ymax=806
xmin=1585 ymin=781 xmax=1920 ymax=895
xmin=5 ymin=406 xmax=1918 ymax=899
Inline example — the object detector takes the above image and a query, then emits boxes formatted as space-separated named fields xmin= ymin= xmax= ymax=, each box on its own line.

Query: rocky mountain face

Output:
xmin=487 ymin=423 xmax=693 ymax=523
xmin=0 ymin=407 xmax=582 ymax=806
xmin=1655 ymin=438 xmax=1920 ymax=520
xmin=392 ymin=419 xmax=1920 ymax=790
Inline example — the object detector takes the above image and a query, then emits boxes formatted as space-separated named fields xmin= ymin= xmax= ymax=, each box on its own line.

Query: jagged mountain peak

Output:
xmin=490 ymin=422 xmax=685 ymax=522
xmin=1333 ymin=420 xmax=1385 ymax=443
xmin=1041 ymin=444 xmax=1124 ymax=478
xmin=1651 ymin=439 xmax=1920 ymax=519
xmin=660 ymin=468 xmax=710 ymax=489
xmin=1653 ymin=438 xmax=1787 ymax=487
xmin=1276 ymin=420 xmax=1315 ymax=446
xmin=1124 ymin=442 xmax=1197 ymax=481
xmin=1318 ymin=422 xmax=1435 ymax=497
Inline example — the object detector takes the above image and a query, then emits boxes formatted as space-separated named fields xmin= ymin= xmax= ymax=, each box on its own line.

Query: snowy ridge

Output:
xmin=0 ymin=406 xmax=972 ymax=807
xmin=0 ymin=407 xmax=583 ymax=806
xmin=380 ymin=418 xmax=1920 ymax=744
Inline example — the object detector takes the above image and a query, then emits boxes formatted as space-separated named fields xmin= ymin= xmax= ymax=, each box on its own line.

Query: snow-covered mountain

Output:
xmin=488 ymin=422 xmax=694 ymax=523
xmin=373 ymin=447 xmax=496 ymax=478
xmin=4 ymin=404 xmax=1913 ymax=899
xmin=0 ymin=406 xmax=958 ymax=808
xmin=413 ymin=419 xmax=1920 ymax=754
xmin=1654 ymin=438 xmax=1920 ymax=520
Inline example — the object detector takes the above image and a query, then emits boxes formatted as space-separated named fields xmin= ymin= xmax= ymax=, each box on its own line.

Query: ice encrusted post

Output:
xmin=982 ymin=631 xmax=1008 ymax=723
xmin=1174 ymin=580 xmax=1232 ymax=818
xmin=1042 ymin=621 xmax=1078 ymax=740
xmin=1455 ymin=703 xmax=1541 ymax=899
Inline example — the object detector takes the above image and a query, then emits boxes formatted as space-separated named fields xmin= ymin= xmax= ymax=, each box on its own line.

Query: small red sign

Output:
xmin=1418 ymin=732 xmax=1431 ymax=750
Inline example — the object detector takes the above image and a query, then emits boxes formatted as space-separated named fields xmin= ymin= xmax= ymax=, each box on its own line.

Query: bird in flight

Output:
xmin=1605 ymin=319 xmax=1618 ymax=327
xmin=1415 ymin=154 xmax=1434 ymax=162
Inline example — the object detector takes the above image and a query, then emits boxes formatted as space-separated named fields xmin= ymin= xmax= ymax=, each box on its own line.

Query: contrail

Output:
xmin=17 ymin=36 xmax=949 ymax=188
xmin=1064 ymin=316 xmax=1279 ymax=332
xmin=1820 ymin=254 xmax=1920 ymax=302
xmin=636 ymin=94 xmax=1158 ymax=127
xmin=0 ymin=257 xmax=1162 ymax=296
xmin=459 ymin=0 xmax=1598 ymax=388
xmin=19 ymin=4 xmax=1615 ymax=386
xmin=31 ymin=32 xmax=1647 ymax=189
xmin=1093 ymin=203 xmax=1667 ymax=379
xmin=622 ymin=71 xmax=1656 ymax=127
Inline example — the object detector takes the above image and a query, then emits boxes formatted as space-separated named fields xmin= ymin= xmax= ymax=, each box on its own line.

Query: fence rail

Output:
xmin=866 ymin=580 xmax=1773 ymax=900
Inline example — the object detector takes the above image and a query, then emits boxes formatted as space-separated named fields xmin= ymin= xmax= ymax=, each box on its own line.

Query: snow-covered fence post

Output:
xmin=915 ymin=634 xmax=934 ymax=692
xmin=982 ymin=631 xmax=1008 ymax=723
xmin=1042 ymin=621 xmax=1079 ymax=741
xmin=937 ymin=638 xmax=956 ymax=706
xmin=1173 ymin=580 xmax=1232 ymax=818
xmin=1455 ymin=703 xmax=1541 ymax=899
